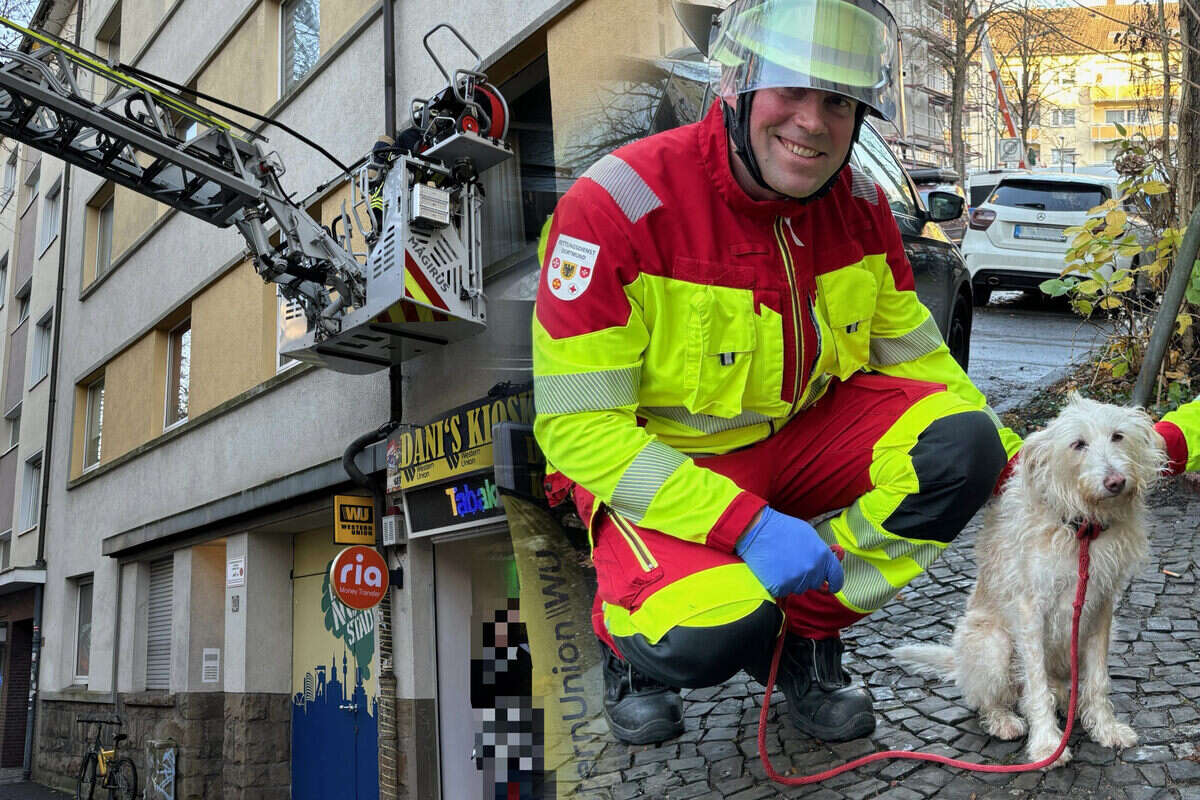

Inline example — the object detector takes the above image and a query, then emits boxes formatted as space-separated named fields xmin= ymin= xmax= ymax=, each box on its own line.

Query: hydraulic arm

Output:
xmin=0 ymin=18 xmax=512 ymax=373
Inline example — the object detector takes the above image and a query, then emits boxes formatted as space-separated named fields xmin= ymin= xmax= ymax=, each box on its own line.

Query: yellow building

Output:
xmin=990 ymin=0 xmax=1179 ymax=169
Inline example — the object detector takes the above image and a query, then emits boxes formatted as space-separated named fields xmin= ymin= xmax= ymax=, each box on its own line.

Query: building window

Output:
xmin=96 ymin=3 xmax=121 ymax=100
xmin=1049 ymin=109 xmax=1075 ymax=127
xmin=14 ymin=282 xmax=28 ymax=324
xmin=74 ymin=576 xmax=93 ymax=682
xmin=7 ymin=408 xmax=19 ymax=449
xmin=277 ymin=288 xmax=302 ymax=371
xmin=281 ymin=0 xmax=320 ymax=94
xmin=0 ymin=252 xmax=8 ymax=308
xmin=95 ymin=197 xmax=113 ymax=279
xmin=29 ymin=311 xmax=51 ymax=387
xmin=39 ymin=180 xmax=60 ymax=253
xmin=2 ymin=152 xmax=15 ymax=206
xmin=19 ymin=452 xmax=41 ymax=531
xmin=165 ymin=319 xmax=190 ymax=428
xmin=84 ymin=377 xmax=104 ymax=470
xmin=146 ymin=557 xmax=173 ymax=690
xmin=1052 ymin=148 xmax=1078 ymax=167
xmin=22 ymin=162 xmax=38 ymax=215
xmin=0 ymin=532 xmax=9 ymax=570
xmin=1106 ymin=108 xmax=1149 ymax=124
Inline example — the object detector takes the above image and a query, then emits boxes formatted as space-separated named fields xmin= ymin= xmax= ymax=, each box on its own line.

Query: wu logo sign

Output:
xmin=334 ymin=495 xmax=376 ymax=545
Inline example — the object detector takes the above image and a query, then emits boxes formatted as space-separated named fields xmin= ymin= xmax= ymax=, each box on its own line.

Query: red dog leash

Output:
xmin=758 ymin=521 xmax=1102 ymax=784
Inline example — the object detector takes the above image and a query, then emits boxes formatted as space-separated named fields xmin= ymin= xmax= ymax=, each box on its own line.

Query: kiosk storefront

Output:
xmin=388 ymin=387 xmax=605 ymax=799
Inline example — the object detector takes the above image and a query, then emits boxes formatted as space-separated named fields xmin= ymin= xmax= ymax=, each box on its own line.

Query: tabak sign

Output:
xmin=386 ymin=387 xmax=533 ymax=492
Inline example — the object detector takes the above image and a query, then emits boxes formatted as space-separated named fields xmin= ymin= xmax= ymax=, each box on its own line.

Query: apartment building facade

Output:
xmin=993 ymin=0 xmax=1179 ymax=169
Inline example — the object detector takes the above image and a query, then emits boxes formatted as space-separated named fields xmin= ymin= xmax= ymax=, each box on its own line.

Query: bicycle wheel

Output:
xmin=75 ymin=752 xmax=99 ymax=800
xmin=107 ymin=757 xmax=138 ymax=800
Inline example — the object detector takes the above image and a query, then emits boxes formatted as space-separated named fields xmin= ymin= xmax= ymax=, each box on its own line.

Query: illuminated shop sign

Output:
xmin=403 ymin=469 xmax=507 ymax=538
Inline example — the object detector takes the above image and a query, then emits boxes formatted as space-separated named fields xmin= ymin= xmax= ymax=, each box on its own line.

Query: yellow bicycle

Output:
xmin=75 ymin=716 xmax=137 ymax=800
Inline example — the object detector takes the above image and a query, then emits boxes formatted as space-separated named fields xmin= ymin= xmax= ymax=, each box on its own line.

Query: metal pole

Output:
xmin=1132 ymin=200 xmax=1200 ymax=407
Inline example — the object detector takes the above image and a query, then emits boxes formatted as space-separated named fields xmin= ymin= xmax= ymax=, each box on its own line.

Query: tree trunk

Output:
xmin=1179 ymin=6 xmax=1200 ymax=222
xmin=951 ymin=53 xmax=968 ymax=178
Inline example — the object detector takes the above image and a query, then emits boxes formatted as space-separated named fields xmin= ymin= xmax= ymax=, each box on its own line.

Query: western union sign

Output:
xmin=334 ymin=495 xmax=376 ymax=545
xmin=387 ymin=387 xmax=534 ymax=491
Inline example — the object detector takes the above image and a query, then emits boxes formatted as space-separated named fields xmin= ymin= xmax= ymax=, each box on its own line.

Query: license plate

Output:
xmin=1014 ymin=224 xmax=1066 ymax=242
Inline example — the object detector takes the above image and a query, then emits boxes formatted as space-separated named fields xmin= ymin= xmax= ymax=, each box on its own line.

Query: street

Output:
xmin=969 ymin=291 xmax=1115 ymax=414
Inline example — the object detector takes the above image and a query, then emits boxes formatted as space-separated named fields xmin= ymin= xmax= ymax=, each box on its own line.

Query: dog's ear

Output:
xmin=1017 ymin=428 xmax=1051 ymax=491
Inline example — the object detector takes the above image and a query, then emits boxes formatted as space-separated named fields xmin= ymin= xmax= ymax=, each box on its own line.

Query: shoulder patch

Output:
xmin=848 ymin=165 xmax=879 ymax=205
xmin=547 ymin=234 xmax=600 ymax=301
xmin=581 ymin=154 xmax=663 ymax=224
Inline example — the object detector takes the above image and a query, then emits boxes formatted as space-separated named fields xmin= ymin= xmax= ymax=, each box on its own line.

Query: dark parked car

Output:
xmin=621 ymin=50 xmax=975 ymax=369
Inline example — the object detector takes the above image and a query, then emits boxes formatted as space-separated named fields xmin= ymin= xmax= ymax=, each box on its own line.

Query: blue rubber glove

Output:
xmin=734 ymin=507 xmax=845 ymax=598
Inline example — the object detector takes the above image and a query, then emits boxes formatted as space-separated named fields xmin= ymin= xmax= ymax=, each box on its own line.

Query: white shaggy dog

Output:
xmin=893 ymin=394 xmax=1166 ymax=767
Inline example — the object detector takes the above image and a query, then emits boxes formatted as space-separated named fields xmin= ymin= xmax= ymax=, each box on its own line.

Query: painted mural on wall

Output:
xmin=291 ymin=530 xmax=380 ymax=800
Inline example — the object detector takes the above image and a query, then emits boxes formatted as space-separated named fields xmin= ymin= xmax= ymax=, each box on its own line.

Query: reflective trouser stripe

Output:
xmin=813 ymin=391 xmax=980 ymax=614
xmin=602 ymin=563 xmax=773 ymax=645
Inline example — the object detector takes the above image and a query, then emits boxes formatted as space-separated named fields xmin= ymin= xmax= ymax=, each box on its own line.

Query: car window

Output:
xmin=988 ymin=180 xmax=1109 ymax=212
xmin=969 ymin=183 xmax=997 ymax=208
xmin=853 ymin=124 xmax=918 ymax=218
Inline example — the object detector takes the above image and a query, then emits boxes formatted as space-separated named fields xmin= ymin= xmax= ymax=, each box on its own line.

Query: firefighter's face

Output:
xmin=734 ymin=87 xmax=858 ymax=200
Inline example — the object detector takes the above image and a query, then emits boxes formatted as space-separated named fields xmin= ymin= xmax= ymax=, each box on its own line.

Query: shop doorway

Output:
xmin=2 ymin=620 xmax=28 ymax=768
xmin=290 ymin=530 xmax=379 ymax=799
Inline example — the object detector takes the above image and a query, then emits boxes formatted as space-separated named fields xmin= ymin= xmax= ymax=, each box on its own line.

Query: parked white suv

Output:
xmin=961 ymin=173 xmax=1144 ymax=306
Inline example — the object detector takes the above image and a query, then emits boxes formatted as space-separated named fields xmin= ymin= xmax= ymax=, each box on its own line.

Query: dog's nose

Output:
xmin=1104 ymin=474 xmax=1127 ymax=494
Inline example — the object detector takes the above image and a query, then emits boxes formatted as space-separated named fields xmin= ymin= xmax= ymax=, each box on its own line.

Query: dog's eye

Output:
xmin=1111 ymin=432 xmax=1124 ymax=442
xmin=1071 ymin=439 xmax=1088 ymax=451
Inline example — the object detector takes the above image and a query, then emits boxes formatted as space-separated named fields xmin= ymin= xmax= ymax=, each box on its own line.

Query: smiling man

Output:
xmin=532 ymin=0 xmax=1022 ymax=746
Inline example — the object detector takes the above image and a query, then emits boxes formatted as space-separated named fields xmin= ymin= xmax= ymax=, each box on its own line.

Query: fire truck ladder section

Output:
xmin=0 ymin=17 xmax=505 ymax=374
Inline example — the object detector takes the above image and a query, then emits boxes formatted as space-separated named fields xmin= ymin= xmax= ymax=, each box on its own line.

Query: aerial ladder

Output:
xmin=0 ymin=17 xmax=512 ymax=373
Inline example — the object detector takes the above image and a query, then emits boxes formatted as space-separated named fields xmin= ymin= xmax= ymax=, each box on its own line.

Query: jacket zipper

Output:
xmin=606 ymin=508 xmax=658 ymax=572
xmin=774 ymin=218 xmax=805 ymax=412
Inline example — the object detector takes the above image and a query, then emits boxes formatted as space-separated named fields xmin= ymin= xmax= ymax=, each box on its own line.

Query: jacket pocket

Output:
xmin=816 ymin=267 xmax=877 ymax=379
xmin=590 ymin=507 xmax=664 ymax=610
xmin=683 ymin=285 xmax=757 ymax=417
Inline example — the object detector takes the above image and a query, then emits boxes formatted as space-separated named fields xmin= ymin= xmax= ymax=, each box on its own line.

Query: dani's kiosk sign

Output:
xmin=387 ymin=386 xmax=539 ymax=538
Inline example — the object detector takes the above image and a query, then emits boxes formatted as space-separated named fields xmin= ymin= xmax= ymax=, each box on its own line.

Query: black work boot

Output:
xmin=601 ymin=643 xmax=684 ymax=745
xmin=776 ymin=635 xmax=875 ymax=742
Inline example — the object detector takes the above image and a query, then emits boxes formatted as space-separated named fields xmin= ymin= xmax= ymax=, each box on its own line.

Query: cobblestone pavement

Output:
xmin=570 ymin=480 xmax=1200 ymax=800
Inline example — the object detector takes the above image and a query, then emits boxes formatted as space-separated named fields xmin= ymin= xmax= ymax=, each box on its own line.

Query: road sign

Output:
xmin=998 ymin=137 xmax=1022 ymax=163
xmin=329 ymin=546 xmax=389 ymax=610
xmin=334 ymin=494 xmax=376 ymax=544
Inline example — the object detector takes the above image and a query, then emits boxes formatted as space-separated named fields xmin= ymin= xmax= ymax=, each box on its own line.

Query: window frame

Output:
xmin=164 ymin=318 xmax=191 ymax=430
xmin=29 ymin=309 xmax=52 ymax=388
xmin=38 ymin=178 xmax=61 ymax=255
xmin=0 ymin=531 xmax=10 ymax=571
xmin=21 ymin=162 xmax=39 ymax=217
xmin=18 ymin=451 xmax=41 ymax=533
xmin=83 ymin=376 xmax=104 ymax=472
xmin=1 ymin=152 xmax=15 ymax=209
xmin=6 ymin=406 xmax=19 ymax=451
xmin=95 ymin=196 xmax=114 ymax=280
xmin=74 ymin=575 xmax=94 ymax=683
xmin=277 ymin=287 xmax=302 ymax=373
xmin=280 ymin=0 xmax=321 ymax=96
xmin=14 ymin=280 xmax=30 ymax=324
xmin=0 ymin=251 xmax=8 ymax=309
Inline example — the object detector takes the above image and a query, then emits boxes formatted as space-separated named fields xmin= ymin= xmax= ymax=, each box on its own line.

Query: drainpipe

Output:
xmin=383 ymin=0 xmax=396 ymax=141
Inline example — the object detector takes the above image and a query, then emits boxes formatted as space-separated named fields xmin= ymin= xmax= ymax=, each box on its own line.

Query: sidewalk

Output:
xmin=569 ymin=479 xmax=1200 ymax=800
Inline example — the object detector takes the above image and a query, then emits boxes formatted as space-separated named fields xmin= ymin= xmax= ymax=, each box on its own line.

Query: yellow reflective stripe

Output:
xmin=1 ymin=16 xmax=237 ymax=136
xmin=535 ymin=367 xmax=640 ymax=415
xmin=602 ymin=563 xmax=772 ymax=644
xmin=605 ymin=508 xmax=657 ymax=572
xmin=869 ymin=315 xmax=945 ymax=366
xmin=610 ymin=440 xmax=689 ymax=523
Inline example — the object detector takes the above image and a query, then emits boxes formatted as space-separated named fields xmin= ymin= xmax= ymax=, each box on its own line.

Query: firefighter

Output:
xmin=532 ymin=0 xmax=1023 ymax=746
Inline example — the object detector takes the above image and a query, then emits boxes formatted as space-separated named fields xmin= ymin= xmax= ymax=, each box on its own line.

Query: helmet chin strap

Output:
xmin=723 ymin=93 xmax=868 ymax=205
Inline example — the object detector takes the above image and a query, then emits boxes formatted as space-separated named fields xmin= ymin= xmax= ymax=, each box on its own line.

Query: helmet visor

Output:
xmin=711 ymin=0 xmax=902 ymax=121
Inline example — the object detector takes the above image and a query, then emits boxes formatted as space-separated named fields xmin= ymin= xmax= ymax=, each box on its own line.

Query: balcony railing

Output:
xmin=1090 ymin=122 xmax=1177 ymax=141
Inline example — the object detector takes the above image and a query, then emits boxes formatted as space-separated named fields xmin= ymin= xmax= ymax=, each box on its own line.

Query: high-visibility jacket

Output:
xmin=533 ymin=104 xmax=1021 ymax=553
xmin=1159 ymin=399 xmax=1200 ymax=474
